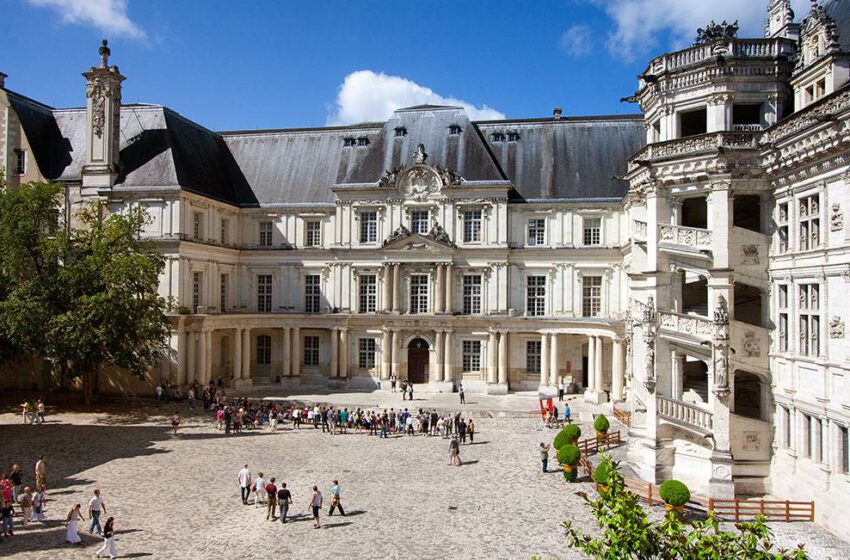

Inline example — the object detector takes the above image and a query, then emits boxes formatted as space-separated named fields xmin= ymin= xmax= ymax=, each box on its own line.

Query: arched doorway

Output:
xmin=407 ymin=338 xmax=430 ymax=383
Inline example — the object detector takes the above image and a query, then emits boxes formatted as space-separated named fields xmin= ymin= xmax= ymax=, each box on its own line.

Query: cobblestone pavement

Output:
xmin=0 ymin=397 xmax=847 ymax=560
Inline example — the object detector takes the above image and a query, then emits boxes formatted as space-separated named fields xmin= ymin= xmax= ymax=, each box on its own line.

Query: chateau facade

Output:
xmin=1 ymin=0 xmax=849 ymax=532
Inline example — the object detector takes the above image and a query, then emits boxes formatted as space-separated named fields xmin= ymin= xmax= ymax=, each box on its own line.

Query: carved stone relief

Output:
xmin=831 ymin=203 xmax=843 ymax=232
xmin=830 ymin=316 xmax=845 ymax=339
xmin=742 ymin=330 xmax=761 ymax=357
xmin=741 ymin=244 xmax=760 ymax=265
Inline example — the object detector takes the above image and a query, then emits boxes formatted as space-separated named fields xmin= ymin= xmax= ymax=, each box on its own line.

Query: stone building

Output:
xmin=1 ymin=0 xmax=848 ymax=533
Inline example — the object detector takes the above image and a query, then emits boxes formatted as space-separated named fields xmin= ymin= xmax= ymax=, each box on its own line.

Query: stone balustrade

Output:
xmin=658 ymin=311 xmax=715 ymax=340
xmin=646 ymin=38 xmax=795 ymax=75
xmin=657 ymin=395 xmax=714 ymax=432
xmin=658 ymin=224 xmax=713 ymax=251
xmin=632 ymin=219 xmax=647 ymax=240
xmin=629 ymin=131 xmax=758 ymax=168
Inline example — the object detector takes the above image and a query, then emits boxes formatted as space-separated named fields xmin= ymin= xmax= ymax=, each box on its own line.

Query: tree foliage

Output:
xmin=0 ymin=180 xmax=172 ymax=402
xmin=564 ymin=455 xmax=810 ymax=559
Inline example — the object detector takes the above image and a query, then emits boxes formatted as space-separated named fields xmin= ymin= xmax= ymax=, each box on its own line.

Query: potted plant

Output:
xmin=557 ymin=444 xmax=581 ymax=482
xmin=659 ymin=480 xmax=690 ymax=517
xmin=553 ymin=424 xmax=582 ymax=450
xmin=592 ymin=456 xmax=615 ymax=494
xmin=594 ymin=414 xmax=610 ymax=443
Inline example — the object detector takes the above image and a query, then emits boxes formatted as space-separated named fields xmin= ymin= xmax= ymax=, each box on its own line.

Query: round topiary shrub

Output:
xmin=659 ymin=480 xmax=691 ymax=507
xmin=557 ymin=444 xmax=581 ymax=466
xmin=563 ymin=468 xmax=577 ymax=482
xmin=553 ymin=424 xmax=582 ymax=449
xmin=593 ymin=414 xmax=610 ymax=432
xmin=592 ymin=459 xmax=614 ymax=486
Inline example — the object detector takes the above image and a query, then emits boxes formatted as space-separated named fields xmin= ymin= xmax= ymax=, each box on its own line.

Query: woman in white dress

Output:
xmin=65 ymin=503 xmax=84 ymax=544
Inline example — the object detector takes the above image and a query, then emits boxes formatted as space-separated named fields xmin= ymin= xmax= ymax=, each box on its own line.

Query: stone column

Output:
xmin=291 ymin=327 xmax=300 ymax=377
xmin=540 ymin=332 xmax=549 ymax=387
xmin=339 ymin=329 xmax=349 ymax=378
xmin=594 ymin=336 xmax=604 ymax=392
xmin=445 ymin=264 xmax=454 ymax=313
xmin=186 ymin=331 xmax=196 ymax=385
xmin=242 ymin=328 xmax=252 ymax=381
xmin=381 ymin=329 xmax=391 ymax=380
xmin=443 ymin=330 xmax=453 ymax=383
xmin=549 ymin=333 xmax=559 ymax=386
xmin=586 ymin=336 xmax=596 ymax=391
xmin=392 ymin=263 xmax=401 ymax=313
xmin=203 ymin=330 xmax=213 ymax=385
xmin=488 ymin=331 xmax=498 ymax=384
xmin=383 ymin=264 xmax=392 ymax=313
xmin=435 ymin=265 xmax=445 ymax=314
xmin=330 ymin=328 xmax=339 ymax=378
xmin=391 ymin=330 xmax=400 ymax=378
xmin=671 ymin=351 xmax=684 ymax=400
xmin=612 ymin=337 xmax=625 ymax=402
xmin=177 ymin=331 xmax=187 ymax=386
xmin=498 ymin=331 xmax=508 ymax=385
xmin=233 ymin=328 xmax=242 ymax=380
xmin=434 ymin=330 xmax=444 ymax=383
xmin=282 ymin=326 xmax=291 ymax=376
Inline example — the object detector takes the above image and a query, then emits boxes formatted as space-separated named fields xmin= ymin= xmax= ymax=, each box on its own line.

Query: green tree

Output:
xmin=0 ymin=181 xmax=172 ymax=403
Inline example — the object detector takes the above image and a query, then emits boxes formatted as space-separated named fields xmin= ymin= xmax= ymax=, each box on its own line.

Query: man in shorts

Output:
xmin=308 ymin=486 xmax=323 ymax=529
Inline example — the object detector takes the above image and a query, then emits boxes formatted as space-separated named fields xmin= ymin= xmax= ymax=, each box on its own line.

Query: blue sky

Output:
xmin=3 ymin=0 xmax=811 ymax=130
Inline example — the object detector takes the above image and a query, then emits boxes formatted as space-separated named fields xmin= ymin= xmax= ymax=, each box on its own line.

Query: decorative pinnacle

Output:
xmin=99 ymin=39 xmax=110 ymax=69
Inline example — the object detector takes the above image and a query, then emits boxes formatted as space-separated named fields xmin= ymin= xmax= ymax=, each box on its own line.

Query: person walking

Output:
xmin=18 ymin=487 xmax=33 ymax=525
xmin=328 ymin=480 xmax=345 ymax=516
xmin=468 ymin=419 xmax=475 ymax=443
xmin=188 ymin=386 xmax=196 ymax=413
xmin=390 ymin=373 xmax=397 ymax=393
xmin=459 ymin=383 xmax=466 ymax=404
xmin=564 ymin=403 xmax=571 ymax=424
xmin=540 ymin=442 xmax=551 ymax=473
xmin=237 ymin=464 xmax=252 ymax=505
xmin=171 ymin=410 xmax=181 ymax=436
xmin=88 ymin=489 xmax=107 ymax=534
xmin=458 ymin=418 xmax=467 ymax=444
xmin=32 ymin=485 xmax=46 ymax=522
xmin=34 ymin=456 xmax=46 ymax=491
xmin=449 ymin=435 xmax=462 ymax=466
xmin=558 ymin=381 xmax=565 ymax=402
xmin=408 ymin=383 xmax=414 ymax=401
xmin=309 ymin=486 xmax=323 ymax=529
xmin=265 ymin=478 xmax=278 ymax=521
xmin=36 ymin=400 xmax=46 ymax=424
xmin=1 ymin=500 xmax=14 ymax=537
xmin=95 ymin=516 xmax=117 ymax=559
xmin=155 ymin=384 xmax=163 ymax=407
xmin=254 ymin=472 xmax=267 ymax=508
xmin=9 ymin=464 xmax=23 ymax=503
xmin=401 ymin=380 xmax=408 ymax=400
xmin=277 ymin=483 xmax=292 ymax=523
xmin=65 ymin=503 xmax=84 ymax=544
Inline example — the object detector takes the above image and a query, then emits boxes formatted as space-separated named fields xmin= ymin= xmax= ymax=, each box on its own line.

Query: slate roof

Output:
xmin=823 ymin=0 xmax=850 ymax=51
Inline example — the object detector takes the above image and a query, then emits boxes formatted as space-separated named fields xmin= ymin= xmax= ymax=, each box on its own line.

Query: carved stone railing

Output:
xmin=657 ymin=395 xmax=714 ymax=433
xmin=658 ymin=311 xmax=715 ymax=340
xmin=658 ymin=224 xmax=712 ymax=251
xmin=733 ymin=124 xmax=762 ymax=132
xmin=632 ymin=220 xmax=647 ymax=240
xmin=646 ymin=38 xmax=795 ymax=75
xmin=629 ymin=131 xmax=758 ymax=169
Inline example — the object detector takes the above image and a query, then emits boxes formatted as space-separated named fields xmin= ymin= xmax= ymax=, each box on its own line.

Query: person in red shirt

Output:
xmin=265 ymin=478 xmax=278 ymax=521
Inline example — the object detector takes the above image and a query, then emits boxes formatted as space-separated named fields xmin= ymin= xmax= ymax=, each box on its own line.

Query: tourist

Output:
xmin=238 ymin=464 xmax=252 ymax=505
xmin=171 ymin=410 xmax=181 ymax=436
xmin=449 ymin=435 xmax=462 ymax=466
xmin=36 ymin=400 xmax=46 ymax=424
xmin=468 ymin=419 xmax=475 ymax=443
xmin=254 ymin=471 xmax=267 ymax=507
xmin=9 ymin=464 xmax=22 ymax=503
xmin=65 ymin=503 xmax=84 ymax=544
xmin=458 ymin=417 xmax=468 ymax=444
xmin=20 ymin=401 xmax=32 ymax=424
xmin=270 ymin=410 xmax=278 ymax=431
xmin=1 ymin=500 xmax=14 ymax=537
xmin=32 ymin=486 xmax=46 ymax=522
xmin=328 ymin=480 xmax=345 ymax=516
xmin=313 ymin=405 xmax=321 ymax=428
xmin=34 ymin=456 xmax=46 ymax=490
xmin=408 ymin=383 xmax=414 ymax=401
xmin=0 ymin=475 xmax=11 ymax=504
xmin=558 ymin=381 xmax=565 ymax=402
xmin=18 ymin=487 xmax=33 ymax=525
xmin=564 ymin=403 xmax=571 ymax=424
xmin=188 ymin=386 xmax=196 ymax=413
xmin=265 ymin=477 xmax=278 ymax=521
xmin=401 ymin=380 xmax=408 ymax=400
xmin=224 ymin=406 xmax=232 ymax=434
xmin=88 ymin=489 xmax=107 ymax=534
xmin=540 ymin=442 xmax=551 ymax=473
xmin=309 ymin=486 xmax=323 ymax=529
xmin=277 ymin=482 xmax=292 ymax=523
xmin=156 ymin=383 xmax=163 ymax=407
xmin=95 ymin=516 xmax=118 ymax=559
xmin=390 ymin=372 xmax=397 ymax=392
xmin=459 ymin=383 xmax=466 ymax=404
xmin=340 ymin=408 xmax=349 ymax=434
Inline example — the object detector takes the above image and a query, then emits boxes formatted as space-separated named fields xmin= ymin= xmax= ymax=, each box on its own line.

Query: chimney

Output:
xmin=0 ymin=72 xmax=7 ymax=89
xmin=553 ymin=107 xmax=563 ymax=120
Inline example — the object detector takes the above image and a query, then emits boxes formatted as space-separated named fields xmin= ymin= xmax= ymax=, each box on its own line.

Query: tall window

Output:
xmin=256 ymin=335 xmax=271 ymax=365
xmin=358 ymin=338 xmax=376 ymax=369
xmin=410 ymin=274 xmax=429 ymax=314
xmin=799 ymin=284 xmax=820 ymax=356
xmin=526 ymin=340 xmax=542 ymax=374
xmin=582 ymin=276 xmax=602 ymax=317
xmin=303 ymin=335 xmax=319 ymax=366
xmin=803 ymin=413 xmax=813 ymax=458
xmin=257 ymin=274 xmax=272 ymax=312
xmin=463 ymin=210 xmax=482 ymax=243
xmin=782 ymin=406 xmax=793 ymax=448
xmin=798 ymin=195 xmax=820 ymax=251
xmin=462 ymin=340 xmax=481 ymax=372
xmin=583 ymin=217 xmax=602 ymax=246
xmin=462 ymin=275 xmax=482 ymax=315
xmin=259 ymin=221 xmax=273 ymax=246
xmin=527 ymin=219 xmax=545 ymax=246
xmin=220 ymin=273 xmax=228 ymax=312
xmin=193 ymin=212 xmax=203 ymax=240
xmin=304 ymin=275 xmax=321 ymax=313
xmin=192 ymin=271 xmax=203 ymax=312
xmin=220 ymin=219 xmax=229 ymax=245
xmin=814 ymin=418 xmax=823 ymax=462
xmin=840 ymin=425 xmax=849 ymax=474
xmin=15 ymin=150 xmax=26 ymax=174
xmin=359 ymin=211 xmax=377 ymax=243
xmin=410 ymin=210 xmax=429 ymax=234
xmin=527 ymin=275 xmax=546 ymax=316
xmin=305 ymin=221 xmax=321 ymax=247
xmin=778 ymin=284 xmax=789 ymax=352
xmin=359 ymin=275 xmax=377 ymax=313
xmin=777 ymin=202 xmax=788 ymax=253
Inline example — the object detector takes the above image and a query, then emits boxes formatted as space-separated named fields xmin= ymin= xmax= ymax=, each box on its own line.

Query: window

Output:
xmin=814 ymin=418 xmax=823 ymax=462
xmin=840 ymin=425 xmax=849 ymax=474
xmin=357 ymin=137 xmax=369 ymax=147
xmin=343 ymin=138 xmax=356 ymax=147
xmin=359 ymin=274 xmax=377 ymax=313
xmin=220 ymin=219 xmax=229 ymax=245
xmin=256 ymin=335 xmax=272 ymax=365
xmin=782 ymin=407 xmax=793 ymax=448
xmin=778 ymin=284 xmax=789 ymax=352
xmin=527 ymin=219 xmax=545 ymax=246
xmin=507 ymin=132 xmax=520 ymax=142
xmin=257 ymin=274 xmax=272 ymax=312
xmin=303 ymin=335 xmax=319 ymax=366
xmin=192 ymin=212 xmax=203 ymax=240
xmin=304 ymin=275 xmax=321 ymax=313
xmin=462 ymin=340 xmax=481 ymax=372
xmin=798 ymin=195 xmax=820 ymax=251
xmin=463 ymin=210 xmax=482 ymax=243
xmin=583 ymin=218 xmax=602 ymax=246
xmin=527 ymin=275 xmax=546 ymax=316
xmin=220 ymin=273 xmax=228 ymax=312
xmin=803 ymin=414 xmax=812 ymax=458
xmin=680 ymin=107 xmax=707 ymax=138
xmin=410 ymin=210 xmax=429 ymax=234
xmin=526 ymin=340 xmax=542 ymax=375
xmin=491 ymin=132 xmax=506 ymax=142
xmin=394 ymin=127 xmax=407 ymax=137
xmin=449 ymin=125 xmax=462 ymax=135
xmin=409 ymin=274 xmax=429 ymax=314
xmin=732 ymin=104 xmax=762 ymax=130
xmin=305 ymin=221 xmax=321 ymax=247
xmin=14 ymin=150 xmax=25 ymax=174
xmin=462 ymin=275 xmax=482 ymax=315
xmin=258 ymin=221 xmax=273 ymax=247
xmin=358 ymin=338 xmax=376 ymax=369
xmin=359 ymin=211 xmax=377 ymax=243
xmin=192 ymin=271 xmax=203 ymax=312
xmin=799 ymin=284 xmax=820 ymax=357
xmin=777 ymin=202 xmax=789 ymax=253
xmin=582 ymin=276 xmax=602 ymax=317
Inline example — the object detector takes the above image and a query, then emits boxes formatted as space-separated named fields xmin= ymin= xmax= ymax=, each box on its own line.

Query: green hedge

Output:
xmin=659 ymin=480 xmax=690 ymax=506
xmin=563 ymin=468 xmax=578 ymax=483
xmin=593 ymin=414 xmax=610 ymax=432
xmin=592 ymin=458 xmax=614 ymax=485
xmin=554 ymin=424 xmax=582 ymax=449
xmin=557 ymin=444 xmax=581 ymax=466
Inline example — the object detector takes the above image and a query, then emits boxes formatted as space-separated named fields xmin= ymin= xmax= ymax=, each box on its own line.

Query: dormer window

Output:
xmin=491 ymin=132 xmax=506 ymax=142
xmin=343 ymin=138 xmax=356 ymax=147
xmin=507 ymin=132 xmax=520 ymax=142
xmin=394 ymin=127 xmax=407 ymax=137
xmin=357 ymin=137 xmax=370 ymax=147
xmin=449 ymin=125 xmax=462 ymax=135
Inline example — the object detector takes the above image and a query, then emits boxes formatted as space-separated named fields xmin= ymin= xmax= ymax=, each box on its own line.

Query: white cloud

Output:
xmin=591 ymin=0 xmax=811 ymax=61
xmin=27 ymin=0 xmax=145 ymax=39
xmin=559 ymin=24 xmax=593 ymax=57
xmin=327 ymin=70 xmax=505 ymax=125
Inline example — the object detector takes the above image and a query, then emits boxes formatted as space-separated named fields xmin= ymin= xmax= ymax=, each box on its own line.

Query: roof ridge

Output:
xmin=4 ymin=89 xmax=55 ymax=111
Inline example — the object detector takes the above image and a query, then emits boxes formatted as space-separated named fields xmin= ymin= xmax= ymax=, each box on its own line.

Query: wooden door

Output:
xmin=407 ymin=341 xmax=430 ymax=383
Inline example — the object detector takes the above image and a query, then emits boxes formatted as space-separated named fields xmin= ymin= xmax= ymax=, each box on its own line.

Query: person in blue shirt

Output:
xmin=564 ymin=403 xmax=571 ymax=424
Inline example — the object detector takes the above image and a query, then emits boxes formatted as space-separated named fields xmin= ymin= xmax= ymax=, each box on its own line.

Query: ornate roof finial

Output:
xmin=413 ymin=143 xmax=428 ymax=164
xmin=99 ymin=39 xmax=111 ymax=69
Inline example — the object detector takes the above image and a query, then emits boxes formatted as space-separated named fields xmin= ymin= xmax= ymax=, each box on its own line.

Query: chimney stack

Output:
xmin=0 ymin=72 xmax=7 ymax=89
xmin=553 ymin=107 xmax=563 ymax=120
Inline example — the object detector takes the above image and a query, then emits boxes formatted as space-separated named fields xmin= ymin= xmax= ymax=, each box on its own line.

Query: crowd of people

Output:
xmin=18 ymin=400 xmax=46 ymax=425
xmin=0 ymin=457 xmax=48 ymax=543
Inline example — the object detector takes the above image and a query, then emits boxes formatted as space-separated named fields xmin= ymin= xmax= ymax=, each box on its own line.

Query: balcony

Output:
xmin=658 ymin=311 xmax=714 ymax=341
xmin=632 ymin=220 xmax=648 ymax=242
xmin=658 ymin=224 xmax=712 ymax=252
xmin=630 ymin=131 xmax=758 ymax=171
xmin=645 ymin=38 xmax=795 ymax=75
xmin=657 ymin=395 xmax=713 ymax=434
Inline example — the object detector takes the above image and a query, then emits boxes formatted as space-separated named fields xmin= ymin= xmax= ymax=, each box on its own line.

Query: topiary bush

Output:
xmin=594 ymin=414 xmax=610 ymax=432
xmin=557 ymin=444 xmax=581 ymax=466
xmin=563 ymin=468 xmax=578 ymax=482
xmin=554 ymin=424 xmax=582 ymax=449
xmin=659 ymin=480 xmax=690 ymax=507
xmin=592 ymin=457 xmax=614 ymax=485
